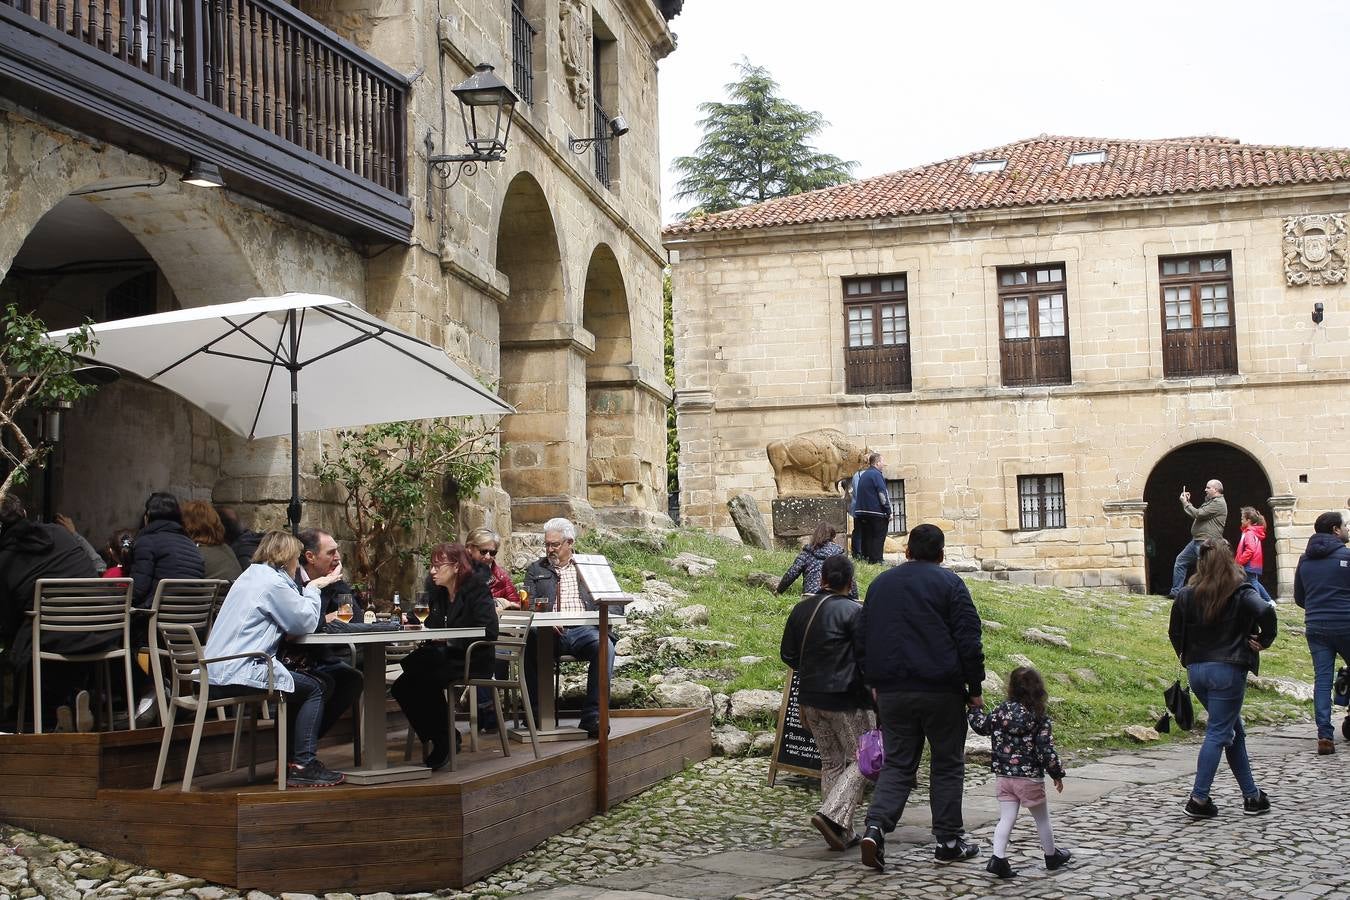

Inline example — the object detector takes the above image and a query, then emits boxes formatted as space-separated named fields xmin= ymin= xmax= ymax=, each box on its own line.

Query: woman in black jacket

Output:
xmin=779 ymin=555 xmax=873 ymax=850
xmin=391 ymin=542 xmax=498 ymax=770
xmin=130 ymin=492 xmax=205 ymax=608
xmin=1169 ymin=538 xmax=1277 ymax=819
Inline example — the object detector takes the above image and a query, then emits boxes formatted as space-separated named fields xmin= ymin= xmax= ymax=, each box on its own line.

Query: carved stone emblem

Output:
xmin=559 ymin=0 xmax=591 ymax=111
xmin=1283 ymin=214 xmax=1348 ymax=286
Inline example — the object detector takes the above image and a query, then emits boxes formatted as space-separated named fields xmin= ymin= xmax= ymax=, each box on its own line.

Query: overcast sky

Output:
xmin=656 ymin=0 xmax=1350 ymax=223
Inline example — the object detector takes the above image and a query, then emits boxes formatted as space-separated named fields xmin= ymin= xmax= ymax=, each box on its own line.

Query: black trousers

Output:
xmin=390 ymin=645 xmax=466 ymax=746
xmin=311 ymin=659 xmax=363 ymax=740
xmin=856 ymin=515 xmax=888 ymax=564
xmin=865 ymin=689 xmax=968 ymax=843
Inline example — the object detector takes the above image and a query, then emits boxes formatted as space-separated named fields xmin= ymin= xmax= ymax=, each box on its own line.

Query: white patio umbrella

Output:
xmin=46 ymin=293 xmax=512 ymax=530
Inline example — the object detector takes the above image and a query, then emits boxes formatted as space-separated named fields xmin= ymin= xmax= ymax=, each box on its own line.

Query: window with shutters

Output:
xmin=997 ymin=264 xmax=1071 ymax=387
xmin=843 ymin=275 xmax=912 ymax=394
xmin=1160 ymin=253 xmax=1237 ymax=377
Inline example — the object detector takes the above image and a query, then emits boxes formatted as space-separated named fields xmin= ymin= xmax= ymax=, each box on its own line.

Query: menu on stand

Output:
xmin=766 ymin=668 xmax=821 ymax=786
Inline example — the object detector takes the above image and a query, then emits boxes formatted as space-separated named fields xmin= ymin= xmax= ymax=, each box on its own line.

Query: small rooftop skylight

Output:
xmin=969 ymin=159 xmax=1007 ymax=174
xmin=1068 ymin=149 xmax=1107 ymax=166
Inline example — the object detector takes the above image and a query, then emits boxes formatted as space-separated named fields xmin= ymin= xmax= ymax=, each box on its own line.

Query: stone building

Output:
xmin=665 ymin=135 xmax=1350 ymax=595
xmin=1 ymin=0 xmax=679 ymax=547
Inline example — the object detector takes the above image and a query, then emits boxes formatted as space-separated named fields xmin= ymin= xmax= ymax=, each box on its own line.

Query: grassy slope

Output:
xmin=578 ymin=528 xmax=1314 ymax=755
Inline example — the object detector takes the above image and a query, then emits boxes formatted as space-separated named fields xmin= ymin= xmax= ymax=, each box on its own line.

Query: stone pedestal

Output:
xmin=772 ymin=496 xmax=848 ymax=548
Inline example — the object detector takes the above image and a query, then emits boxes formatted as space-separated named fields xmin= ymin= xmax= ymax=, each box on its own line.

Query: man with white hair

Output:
xmin=522 ymin=517 xmax=615 ymax=739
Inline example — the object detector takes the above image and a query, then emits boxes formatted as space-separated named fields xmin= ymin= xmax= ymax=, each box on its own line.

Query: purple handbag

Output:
xmin=857 ymin=728 xmax=884 ymax=781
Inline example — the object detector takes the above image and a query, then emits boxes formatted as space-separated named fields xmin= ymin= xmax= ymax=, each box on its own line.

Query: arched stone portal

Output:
xmin=581 ymin=243 xmax=643 ymax=513
xmin=1143 ymin=441 xmax=1276 ymax=596
xmin=494 ymin=172 xmax=591 ymax=526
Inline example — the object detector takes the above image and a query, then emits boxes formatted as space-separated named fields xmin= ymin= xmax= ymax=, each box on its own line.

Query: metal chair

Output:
xmin=152 ymin=622 xmax=288 ymax=791
xmin=145 ymin=579 xmax=229 ymax=727
xmin=17 ymin=578 xmax=134 ymax=734
xmin=455 ymin=610 xmax=541 ymax=762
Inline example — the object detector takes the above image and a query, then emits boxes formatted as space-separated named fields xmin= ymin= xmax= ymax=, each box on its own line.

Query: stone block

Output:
xmin=771 ymin=496 xmax=847 ymax=540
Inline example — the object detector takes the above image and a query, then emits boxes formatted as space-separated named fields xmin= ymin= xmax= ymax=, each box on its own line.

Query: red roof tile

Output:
xmin=663 ymin=135 xmax=1350 ymax=236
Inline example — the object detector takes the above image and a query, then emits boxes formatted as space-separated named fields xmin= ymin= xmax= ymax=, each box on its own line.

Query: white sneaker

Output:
xmin=74 ymin=690 xmax=94 ymax=732
xmin=134 ymin=691 xmax=158 ymax=725
xmin=54 ymin=705 xmax=74 ymax=733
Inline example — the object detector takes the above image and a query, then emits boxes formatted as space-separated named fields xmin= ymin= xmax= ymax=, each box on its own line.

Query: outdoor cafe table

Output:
xmin=292 ymin=626 xmax=484 ymax=784
xmin=512 ymin=610 xmax=625 ymax=743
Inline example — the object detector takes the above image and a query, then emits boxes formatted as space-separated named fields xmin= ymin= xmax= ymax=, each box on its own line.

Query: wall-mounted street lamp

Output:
xmin=38 ymin=366 xmax=119 ymax=522
xmin=426 ymin=63 xmax=519 ymax=229
xmin=1313 ymin=301 xmax=1325 ymax=324
xmin=182 ymin=159 xmax=225 ymax=188
xmin=568 ymin=114 xmax=630 ymax=154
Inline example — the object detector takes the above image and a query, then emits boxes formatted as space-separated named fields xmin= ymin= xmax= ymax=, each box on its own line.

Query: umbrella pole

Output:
xmin=287 ymin=312 xmax=302 ymax=535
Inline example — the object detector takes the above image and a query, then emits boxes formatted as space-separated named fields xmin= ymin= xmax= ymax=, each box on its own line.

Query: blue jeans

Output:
xmin=1170 ymin=539 xmax=1201 ymax=597
xmin=1244 ymin=568 xmax=1274 ymax=603
xmin=1187 ymin=661 xmax=1258 ymax=801
xmin=209 ymin=670 xmax=324 ymax=767
xmin=1306 ymin=627 xmax=1350 ymax=740
xmin=558 ymin=625 xmax=617 ymax=726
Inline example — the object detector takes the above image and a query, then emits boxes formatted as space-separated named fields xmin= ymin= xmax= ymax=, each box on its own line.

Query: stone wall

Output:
xmin=668 ymin=190 xmax=1350 ymax=594
xmin=1 ymin=0 xmax=674 ymax=565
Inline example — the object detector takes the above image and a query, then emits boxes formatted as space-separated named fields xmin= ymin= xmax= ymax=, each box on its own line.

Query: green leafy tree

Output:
xmin=1 ymin=304 xmax=98 ymax=496
xmin=314 ymin=418 xmax=500 ymax=600
xmin=672 ymin=60 xmax=857 ymax=216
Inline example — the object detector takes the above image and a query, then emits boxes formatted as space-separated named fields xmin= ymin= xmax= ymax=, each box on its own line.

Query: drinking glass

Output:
xmin=412 ymin=592 xmax=430 ymax=626
xmin=335 ymin=601 xmax=354 ymax=624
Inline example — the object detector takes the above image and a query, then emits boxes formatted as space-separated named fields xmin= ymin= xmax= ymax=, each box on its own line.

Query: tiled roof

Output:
xmin=663 ymin=135 xmax=1350 ymax=236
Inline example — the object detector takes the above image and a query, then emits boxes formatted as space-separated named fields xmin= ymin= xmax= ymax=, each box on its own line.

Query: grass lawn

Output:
xmin=577 ymin=527 xmax=1316 ymax=755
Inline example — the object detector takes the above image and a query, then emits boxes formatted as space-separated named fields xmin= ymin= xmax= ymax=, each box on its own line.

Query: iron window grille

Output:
xmin=886 ymin=479 xmax=907 ymax=535
xmin=511 ymin=0 xmax=536 ymax=105
xmin=1017 ymin=474 xmax=1066 ymax=530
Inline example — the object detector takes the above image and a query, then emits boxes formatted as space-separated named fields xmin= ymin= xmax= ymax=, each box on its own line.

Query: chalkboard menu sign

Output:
xmin=766 ymin=668 xmax=821 ymax=785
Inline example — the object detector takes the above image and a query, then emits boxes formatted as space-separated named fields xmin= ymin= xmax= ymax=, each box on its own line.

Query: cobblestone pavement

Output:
xmin=1 ymin=723 xmax=1345 ymax=899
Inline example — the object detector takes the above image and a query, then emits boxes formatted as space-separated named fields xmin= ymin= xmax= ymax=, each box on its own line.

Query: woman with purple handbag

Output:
xmin=779 ymin=555 xmax=874 ymax=850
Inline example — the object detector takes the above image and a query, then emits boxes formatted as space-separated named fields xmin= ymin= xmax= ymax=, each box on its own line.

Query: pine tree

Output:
xmin=672 ymin=60 xmax=856 ymax=216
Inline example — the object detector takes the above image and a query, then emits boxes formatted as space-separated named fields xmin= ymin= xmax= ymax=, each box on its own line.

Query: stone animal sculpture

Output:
xmin=766 ymin=429 xmax=870 ymax=496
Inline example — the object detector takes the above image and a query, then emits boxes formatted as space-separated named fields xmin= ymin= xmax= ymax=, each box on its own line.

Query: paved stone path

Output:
xmin=518 ymin=722 xmax=1347 ymax=900
xmin=1 ymin=723 xmax=1345 ymax=899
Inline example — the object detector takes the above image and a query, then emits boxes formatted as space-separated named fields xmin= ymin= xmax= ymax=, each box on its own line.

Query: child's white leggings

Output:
xmin=992 ymin=800 xmax=1055 ymax=858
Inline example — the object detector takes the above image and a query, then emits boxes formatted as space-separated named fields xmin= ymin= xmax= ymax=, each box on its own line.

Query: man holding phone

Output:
xmin=1169 ymin=479 xmax=1228 ymax=598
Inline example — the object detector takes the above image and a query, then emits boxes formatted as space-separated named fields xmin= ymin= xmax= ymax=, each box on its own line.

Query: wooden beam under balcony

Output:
xmin=0 ymin=0 xmax=412 ymax=245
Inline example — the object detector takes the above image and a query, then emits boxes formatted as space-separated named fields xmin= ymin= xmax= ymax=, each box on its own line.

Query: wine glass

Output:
xmin=412 ymin=592 xmax=430 ymax=627
xmin=335 ymin=601 xmax=354 ymax=624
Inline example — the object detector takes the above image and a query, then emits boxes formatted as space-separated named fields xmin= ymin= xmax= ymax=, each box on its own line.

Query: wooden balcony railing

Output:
xmin=4 ymin=0 xmax=406 ymax=195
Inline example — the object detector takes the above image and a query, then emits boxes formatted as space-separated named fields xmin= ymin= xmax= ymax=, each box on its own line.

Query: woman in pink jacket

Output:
xmin=1235 ymin=507 xmax=1275 ymax=603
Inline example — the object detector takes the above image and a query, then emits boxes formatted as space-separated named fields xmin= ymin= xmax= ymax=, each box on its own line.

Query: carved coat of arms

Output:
xmin=559 ymin=0 xmax=591 ymax=111
xmin=1283 ymin=214 xmax=1348 ymax=286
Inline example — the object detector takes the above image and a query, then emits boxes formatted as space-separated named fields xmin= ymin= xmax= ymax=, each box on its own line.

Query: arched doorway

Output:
xmin=494 ymin=173 xmax=586 ymax=524
xmin=1 ymin=197 xmax=218 ymax=542
xmin=1143 ymin=441 xmax=1275 ymax=596
xmin=581 ymin=244 xmax=638 ymax=510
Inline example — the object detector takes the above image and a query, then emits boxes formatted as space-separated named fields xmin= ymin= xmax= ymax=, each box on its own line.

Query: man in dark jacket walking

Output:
xmin=1293 ymin=511 xmax=1350 ymax=754
xmin=855 ymin=523 xmax=985 ymax=871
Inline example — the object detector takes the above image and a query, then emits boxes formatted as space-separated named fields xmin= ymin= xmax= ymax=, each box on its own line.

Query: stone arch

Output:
xmin=1123 ymin=423 xmax=1292 ymax=501
xmin=1141 ymin=440 xmax=1276 ymax=596
xmin=494 ymin=171 xmax=589 ymax=525
xmin=581 ymin=243 xmax=643 ymax=511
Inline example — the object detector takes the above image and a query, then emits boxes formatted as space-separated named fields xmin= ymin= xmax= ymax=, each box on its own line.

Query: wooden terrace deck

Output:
xmin=0 ymin=706 xmax=711 ymax=893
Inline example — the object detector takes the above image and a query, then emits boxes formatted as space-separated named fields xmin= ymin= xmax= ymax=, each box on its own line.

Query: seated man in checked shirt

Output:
xmin=521 ymin=517 xmax=616 ymax=739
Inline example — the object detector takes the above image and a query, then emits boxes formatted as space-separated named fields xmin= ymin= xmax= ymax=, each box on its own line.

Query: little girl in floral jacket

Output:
xmin=967 ymin=665 xmax=1071 ymax=879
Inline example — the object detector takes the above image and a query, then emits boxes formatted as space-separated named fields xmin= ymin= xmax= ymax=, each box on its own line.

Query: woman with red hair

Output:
xmin=390 ymin=542 xmax=498 ymax=769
